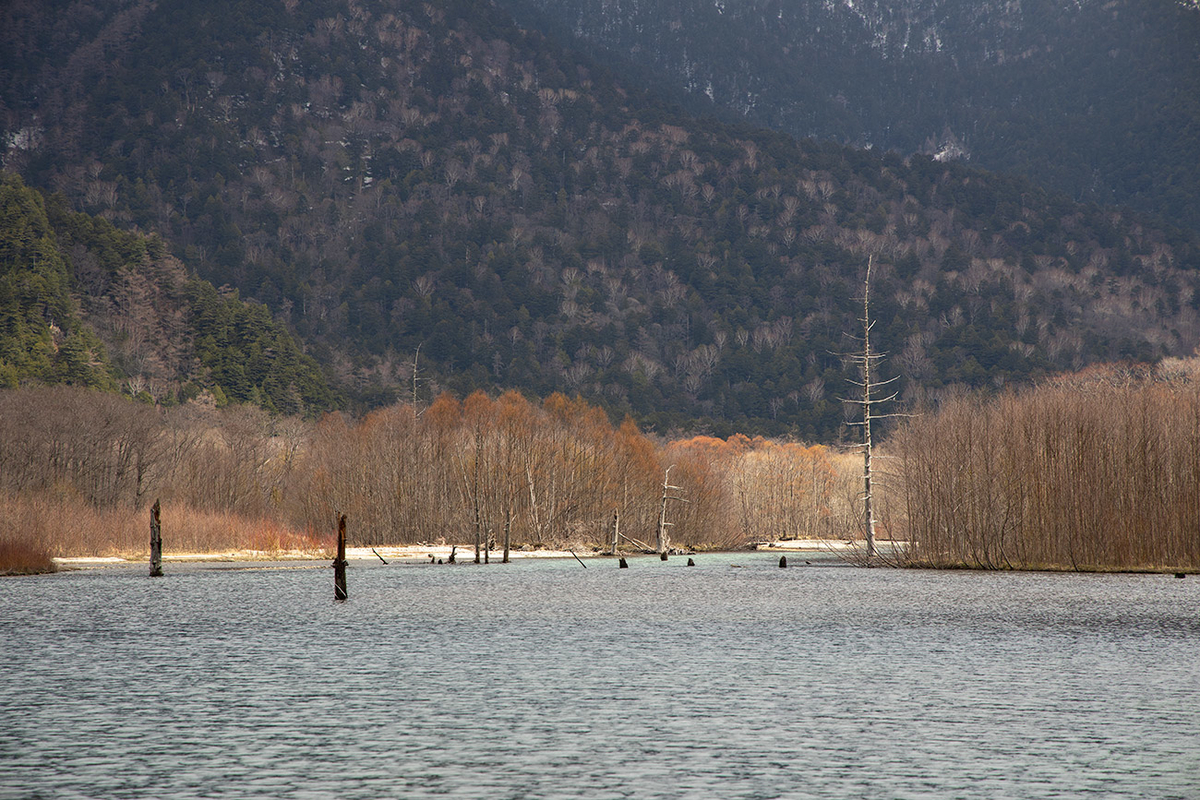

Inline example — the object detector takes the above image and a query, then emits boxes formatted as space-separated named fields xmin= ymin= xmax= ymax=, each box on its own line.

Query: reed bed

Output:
xmin=0 ymin=534 xmax=58 ymax=575
xmin=0 ymin=491 xmax=326 ymax=560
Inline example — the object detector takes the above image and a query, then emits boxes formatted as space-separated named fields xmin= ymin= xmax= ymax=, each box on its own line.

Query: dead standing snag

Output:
xmin=657 ymin=465 xmax=687 ymax=560
xmin=149 ymin=499 xmax=163 ymax=577
xmin=333 ymin=515 xmax=348 ymax=601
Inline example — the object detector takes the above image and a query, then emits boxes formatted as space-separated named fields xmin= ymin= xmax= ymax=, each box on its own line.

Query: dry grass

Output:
xmin=0 ymin=536 xmax=58 ymax=575
xmin=0 ymin=491 xmax=327 ymax=559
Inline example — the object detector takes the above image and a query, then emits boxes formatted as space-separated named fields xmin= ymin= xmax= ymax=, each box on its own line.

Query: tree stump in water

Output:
xmin=687 ymin=558 xmax=695 ymax=566
xmin=779 ymin=555 xmax=788 ymax=568
xmin=333 ymin=515 xmax=348 ymax=601
xmin=618 ymin=558 xmax=628 ymax=569
xmin=149 ymin=500 xmax=163 ymax=577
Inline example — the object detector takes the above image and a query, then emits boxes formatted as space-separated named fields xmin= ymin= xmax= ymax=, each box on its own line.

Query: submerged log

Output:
xmin=333 ymin=515 xmax=348 ymax=601
xmin=149 ymin=499 xmax=163 ymax=577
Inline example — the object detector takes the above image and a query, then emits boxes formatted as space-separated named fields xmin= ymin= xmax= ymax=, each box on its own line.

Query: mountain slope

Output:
xmin=499 ymin=0 xmax=1200 ymax=233
xmin=0 ymin=173 xmax=113 ymax=390
xmin=0 ymin=173 xmax=336 ymax=414
xmin=2 ymin=0 xmax=1199 ymax=437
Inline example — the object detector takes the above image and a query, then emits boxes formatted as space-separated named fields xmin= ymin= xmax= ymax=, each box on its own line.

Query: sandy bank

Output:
xmin=52 ymin=544 xmax=594 ymax=568
xmin=52 ymin=540 xmax=888 ymax=568
xmin=753 ymin=538 xmax=872 ymax=551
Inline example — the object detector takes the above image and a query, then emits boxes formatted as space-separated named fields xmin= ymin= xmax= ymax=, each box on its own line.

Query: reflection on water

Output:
xmin=2 ymin=554 xmax=1198 ymax=799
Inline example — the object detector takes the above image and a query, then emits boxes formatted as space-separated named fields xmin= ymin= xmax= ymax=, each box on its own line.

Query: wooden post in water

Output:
xmin=333 ymin=514 xmax=348 ymax=601
xmin=149 ymin=499 xmax=163 ymax=577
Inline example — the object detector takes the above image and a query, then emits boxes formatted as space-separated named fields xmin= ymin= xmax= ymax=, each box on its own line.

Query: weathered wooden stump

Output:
xmin=618 ymin=558 xmax=628 ymax=569
xmin=779 ymin=555 xmax=788 ymax=568
xmin=660 ymin=552 xmax=669 ymax=561
xmin=686 ymin=558 xmax=695 ymax=566
xmin=1176 ymin=572 xmax=1187 ymax=579
xmin=149 ymin=499 xmax=163 ymax=577
xmin=333 ymin=515 xmax=348 ymax=601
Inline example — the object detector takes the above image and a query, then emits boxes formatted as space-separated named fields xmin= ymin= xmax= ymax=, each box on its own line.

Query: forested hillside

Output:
xmin=3 ymin=0 xmax=1199 ymax=437
xmin=501 ymin=0 xmax=1200 ymax=233
xmin=0 ymin=174 xmax=335 ymax=414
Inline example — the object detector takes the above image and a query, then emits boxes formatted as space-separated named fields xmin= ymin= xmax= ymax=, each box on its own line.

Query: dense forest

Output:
xmin=0 ymin=173 xmax=335 ymax=414
xmin=3 ymin=0 xmax=1200 ymax=437
xmin=501 ymin=0 xmax=1200 ymax=234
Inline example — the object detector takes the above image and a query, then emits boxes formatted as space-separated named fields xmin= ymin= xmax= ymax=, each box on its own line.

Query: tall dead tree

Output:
xmin=656 ymin=465 xmax=686 ymax=560
xmin=410 ymin=343 xmax=424 ymax=413
xmin=844 ymin=256 xmax=899 ymax=561
xmin=502 ymin=503 xmax=512 ymax=564
xmin=610 ymin=509 xmax=620 ymax=555
xmin=472 ymin=423 xmax=483 ymax=564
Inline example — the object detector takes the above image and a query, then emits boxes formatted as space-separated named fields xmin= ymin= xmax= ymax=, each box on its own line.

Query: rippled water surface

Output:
xmin=2 ymin=554 xmax=1199 ymax=799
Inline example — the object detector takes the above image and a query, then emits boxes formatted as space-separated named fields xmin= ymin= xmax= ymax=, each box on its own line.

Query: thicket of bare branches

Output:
xmin=0 ymin=386 xmax=319 ymax=557
xmin=894 ymin=365 xmax=1200 ymax=570
xmin=299 ymin=391 xmax=673 ymax=550
xmin=2 ymin=386 xmax=862 ymax=558
xmin=667 ymin=435 xmax=860 ymax=545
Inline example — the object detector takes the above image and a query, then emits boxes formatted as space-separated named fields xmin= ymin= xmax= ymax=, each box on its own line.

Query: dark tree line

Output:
xmin=2 ymin=0 xmax=1199 ymax=438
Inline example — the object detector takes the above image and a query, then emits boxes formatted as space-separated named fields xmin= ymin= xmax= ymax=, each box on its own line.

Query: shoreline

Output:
xmin=52 ymin=540 xmax=863 ymax=569
xmin=53 ymin=544 xmax=587 ymax=568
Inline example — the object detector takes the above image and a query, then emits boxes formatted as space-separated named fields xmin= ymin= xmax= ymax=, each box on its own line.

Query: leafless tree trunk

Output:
xmin=503 ymin=504 xmax=511 ymax=563
xmin=846 ymin=256 xmax=898 ymax=562
xmin=657 ymin=465 xmax=685 ymax=559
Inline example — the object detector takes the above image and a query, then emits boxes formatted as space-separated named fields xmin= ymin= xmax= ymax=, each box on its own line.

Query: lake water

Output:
xmin=2 ymin=553 xmax=1198 ymax=799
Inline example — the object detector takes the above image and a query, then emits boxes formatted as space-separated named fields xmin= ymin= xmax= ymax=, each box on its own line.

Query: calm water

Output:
xmin=2 ymin=554 xmax=1198 ymax=799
